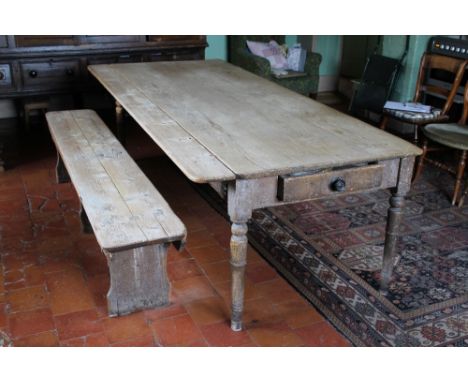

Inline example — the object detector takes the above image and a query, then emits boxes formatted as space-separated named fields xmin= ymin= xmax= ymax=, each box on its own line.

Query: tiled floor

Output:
xmin=0 ymin=119 xmax=350 ymax=347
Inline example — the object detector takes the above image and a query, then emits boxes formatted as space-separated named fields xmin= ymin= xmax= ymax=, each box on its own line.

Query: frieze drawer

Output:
xmin=20 ymin=59 xmax=81 ymax=90
xmin=277 ymin=164 xmax=384 ymax=202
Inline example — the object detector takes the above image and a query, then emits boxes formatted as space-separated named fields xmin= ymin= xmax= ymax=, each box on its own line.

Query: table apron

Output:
xmin=211 ymin=158 xmax=401 ymax=210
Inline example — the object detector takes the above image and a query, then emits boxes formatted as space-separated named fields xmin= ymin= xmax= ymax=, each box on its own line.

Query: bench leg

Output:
xmin=104 ymin=243 xmax=170 ymax=316
xmin=56 ymin=153 xmax=70 ymax=183
xmin=80 ymin=205 xmax=93 ymax=234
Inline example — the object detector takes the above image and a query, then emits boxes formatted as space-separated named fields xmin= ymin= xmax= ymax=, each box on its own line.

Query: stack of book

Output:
xmin=383 ymin=101 xmax=432 ymax=113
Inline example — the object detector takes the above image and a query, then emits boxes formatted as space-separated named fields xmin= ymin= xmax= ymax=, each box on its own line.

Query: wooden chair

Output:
xmin=379 ymin=53 xmax=467 ymax=144
xmin=414 ymin=81 xmax=468 ymax=206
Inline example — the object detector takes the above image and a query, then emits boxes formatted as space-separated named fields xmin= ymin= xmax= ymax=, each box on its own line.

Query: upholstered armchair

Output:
xmin=228 ymin=36 xmax=322 ymax=97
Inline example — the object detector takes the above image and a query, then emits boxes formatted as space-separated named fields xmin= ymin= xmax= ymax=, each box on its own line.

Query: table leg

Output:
xmin=227 ymin=180 xmax=254 ymax=331
xmin=115 ymin=101 xmax=126 ymax=145
xmin=380 ymin=156 xmax=414 ymax=293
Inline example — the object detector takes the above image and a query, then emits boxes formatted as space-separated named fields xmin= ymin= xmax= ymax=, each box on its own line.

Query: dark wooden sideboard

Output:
xmin=0 ymin=35 xmax=207 ymax=171
xmin=0 ymin=35 xmax=207 ymax=98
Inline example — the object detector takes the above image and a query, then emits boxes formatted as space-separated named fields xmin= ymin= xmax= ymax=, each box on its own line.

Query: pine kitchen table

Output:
xmin=88 ymin=60 xmax=422 ymax=331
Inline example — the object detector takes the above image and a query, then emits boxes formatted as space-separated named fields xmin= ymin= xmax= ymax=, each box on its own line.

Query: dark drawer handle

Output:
xmin=66 ymin=68 xmax=74 ymax=76
xmin=331 ymin=178 xmax=346 ymax=192
xmin=29 ymin=70 xmax=38 ymax=78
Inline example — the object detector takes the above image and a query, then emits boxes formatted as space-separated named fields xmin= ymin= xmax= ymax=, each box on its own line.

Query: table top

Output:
xmin=89 ymin=60 xmax=421 ymax=183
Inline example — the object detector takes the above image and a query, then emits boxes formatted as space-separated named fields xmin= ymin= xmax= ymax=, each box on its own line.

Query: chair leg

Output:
xmin=458 ymin=186 xmax=468 ymax=207
xmin=413 ymin=125 xmax=419 ymax=146
xmin=379 ymin=115 xmax=388 ymax=130
xmin=453 ymin=150 xmax=467 ymax=206
xmin=413 ymin=139 xmax=428 ymax=182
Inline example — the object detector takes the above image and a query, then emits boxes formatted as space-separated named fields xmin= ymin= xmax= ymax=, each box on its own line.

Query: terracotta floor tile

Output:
xmin=255 ymin=279 xmax=306 ymax=305
xmin=38 ymin=258 xmax=81 ymax=275
xmin=184 ymin=296 xmax=230 ymax=326
xmin=172 ymin=276 xmax=217 ymax=304
xmin=9 ymin=308 xmax=55 ymax=339
xmin=84 ymin=332 xmax=111 ymax=346
xmin=111 ymin=335 xmax=156 ymax=347
xmin=245 ymin=261 xmax=279 ymax=284
xmin=103 ymin=312 xmax=152 ymax=344
xmin=200 ymin=260 xmax=232 ymax=284
xmin=60 ymin=332 xmax=110 ymax=347
xmin=179 ymin=215 xmax=206 ymax=232
xmin=167 ymin=248 xmax=192 ymax=263
xmin=188 ymin=244 xmax=229 ymax=264
xmin=13 ymin=330 xmax=59 ymax=347
xmin=168 ymin=259 xmax=203 ymax=281
xmin=186 ymin=230 xmax=220 ymax=249
xmin=7 ymin=285 xmax=49 ymax=313
xmin=273 ymin=301 xmax=324 ymax=329
xmin=4 ymin=280 xmax=27 ymax=291
xmin=2 ymin=256 xmax=24 ymax=272
xmin=248 ymin=322 xmax=305 ymax=346
xmin=242 ymin=298 xmax=283 ymax=328
xmin=4 ymin=270 xmax=24 ymax=284
xmin=295 ymin=321 xmax=351 ymax=347
xmin=144 ymin=303 xmax=187 ymax=322
xmin=200 ymin=321 xmax=253 ymax=346
xmin=23 ymin=265 xmax=47 ymax=287
xmin=151 ymin=314 xmax=203 ymax=346
xmin=0 ymin=303 xmax=7 ymax=328
xmin=54 ymin=309 xmax=103 ymax=340
xmin=46 ymin=269 xmax=95 ymax=316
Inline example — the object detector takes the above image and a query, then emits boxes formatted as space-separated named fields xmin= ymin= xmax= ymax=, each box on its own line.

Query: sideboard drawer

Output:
xmin=20 ymin=59 xmax=81 ymax=90
xmin=0 ymin=63 xmax=14 ymax=89
xmin=277 ymin=164 xmax=384 ymax=202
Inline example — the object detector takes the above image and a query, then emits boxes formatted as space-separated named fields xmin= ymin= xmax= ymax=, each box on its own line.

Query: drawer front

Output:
xmin=0 ymin=63 xmax=14 ymax=89
xmin=87 ymin=54 xmax=142 ymax=66
xmin=15 ymin=35 xmax=76 ymax=47
xmin=277 ymin=164 xmax=384 ymax=202
xmin=20 ymin=59 xmax=81 ymax=90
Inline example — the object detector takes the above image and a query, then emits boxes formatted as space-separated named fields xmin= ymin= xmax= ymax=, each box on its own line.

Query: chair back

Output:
xmin=460 ymin=81 xmax=468 ymax=125
xmin=414 ymin=53 xmax=468 ymax=115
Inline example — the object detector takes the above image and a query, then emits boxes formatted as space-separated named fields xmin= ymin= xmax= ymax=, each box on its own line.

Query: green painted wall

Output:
xmin=285 ymin=35 xmax=298 ymax=47
xmin=206 ymin=35 xmax=433 ymax=100
xmin=206 ymin=35 xmax=227 ymax=60
xmin=382 ymin=35 xmax=432 ymax=102
xmin=313 ymin=36 xmax=342 ymax=76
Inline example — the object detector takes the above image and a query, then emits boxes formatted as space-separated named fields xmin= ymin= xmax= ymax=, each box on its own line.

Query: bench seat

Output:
xmin=46 ymin=109 xmax=186 ymax=316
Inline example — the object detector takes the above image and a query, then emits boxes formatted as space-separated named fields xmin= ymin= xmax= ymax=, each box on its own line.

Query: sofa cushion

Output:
xmin=246 ymin=40 xmax=288 ymax=70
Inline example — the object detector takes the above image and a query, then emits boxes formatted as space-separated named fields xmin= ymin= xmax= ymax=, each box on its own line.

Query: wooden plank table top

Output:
xmin=89 ymin=60 xmax=421 ymax=183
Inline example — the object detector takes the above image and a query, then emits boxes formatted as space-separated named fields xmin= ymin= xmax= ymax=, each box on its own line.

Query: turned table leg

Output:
xmin=380 ymin=157 xmax=415 ymax=293
xmin=56 ymin=153 xmax=70 ymax=184
xmin=115 ymin=101 xmax=126 ymax=145
xmin=227 ymin=180 xmax=253 ymax=331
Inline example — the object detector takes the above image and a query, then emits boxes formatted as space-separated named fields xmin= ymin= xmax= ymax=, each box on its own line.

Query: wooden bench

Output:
xmin=46 ymin=109 xmax=186 ymax=316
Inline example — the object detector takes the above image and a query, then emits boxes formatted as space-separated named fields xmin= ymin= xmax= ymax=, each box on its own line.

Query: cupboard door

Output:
xmin=84 ymin=36 xmax=144 ymax=44
xmin=147 ymin=36 xmax=206 ymax=44
xmin=0 ymin=36 xmax=8 ymax=48
xmin=15 ymin=36 xmax=77 ymax=47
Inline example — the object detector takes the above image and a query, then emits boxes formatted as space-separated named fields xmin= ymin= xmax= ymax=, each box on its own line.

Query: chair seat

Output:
xmin=383 ymin=107 xmax=448 ymax=124
xmin=423 ymin=123 xmax=468 ymax=150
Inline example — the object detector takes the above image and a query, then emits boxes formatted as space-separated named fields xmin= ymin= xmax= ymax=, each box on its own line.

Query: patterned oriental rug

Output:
xmin=197 ymin=166 xmax=468 ymax=346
